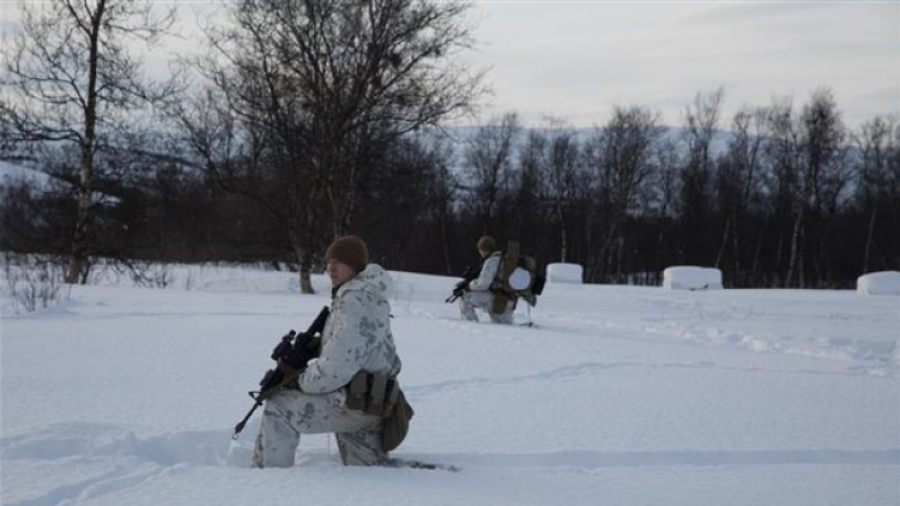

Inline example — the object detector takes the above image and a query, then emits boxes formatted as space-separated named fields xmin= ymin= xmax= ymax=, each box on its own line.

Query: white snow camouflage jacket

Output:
xmin=298 ymin=264 xmax=402 ymax=395
xmin=468 ymin=251 xmax=502 ymax=291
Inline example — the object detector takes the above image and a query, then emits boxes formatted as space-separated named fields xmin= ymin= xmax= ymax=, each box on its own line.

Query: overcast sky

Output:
xmin=464 ymin=1 xmax=899 ymax=129
xmin=2 ymin=1 xmax=898 ymax=130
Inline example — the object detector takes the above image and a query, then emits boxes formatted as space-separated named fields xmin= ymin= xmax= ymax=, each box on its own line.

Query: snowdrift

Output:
xmin=662 ymin=266 xmax=723 ymax=290
xmin=546 ymin=263 xmax=583 ymax=284
xmin=857 ymin=271 xmax=900 ymax=295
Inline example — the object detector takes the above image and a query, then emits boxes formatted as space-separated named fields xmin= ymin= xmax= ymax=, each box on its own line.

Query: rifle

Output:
xmin=445 ymin=266 xmax=478 ymax=303
xmin=232 ymin=306 xmax=330 ymax=439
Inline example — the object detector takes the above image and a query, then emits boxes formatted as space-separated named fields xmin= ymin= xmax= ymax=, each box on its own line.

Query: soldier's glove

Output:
xmin=453 ymin=282 xmax=470 ymax=298
xmin=282 ymin=334 xmax=318 ymax=370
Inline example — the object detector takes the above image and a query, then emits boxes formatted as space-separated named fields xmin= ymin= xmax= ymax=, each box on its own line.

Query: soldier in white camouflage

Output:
xmin=458 ymin=235 xmax=515 ymax=324
xmin=252 ymin=236 xmax=403 ymax=467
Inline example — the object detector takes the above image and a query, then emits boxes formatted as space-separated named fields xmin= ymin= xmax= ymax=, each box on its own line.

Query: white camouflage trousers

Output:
xmin=458 ymin=290 xmax=515 ymax=324
xmin=252 ymin=389 xmax=385 ymax=467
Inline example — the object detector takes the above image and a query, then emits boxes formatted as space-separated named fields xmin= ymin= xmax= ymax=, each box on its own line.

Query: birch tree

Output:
xmin=0 ymin=0 xmax=179 ymax=283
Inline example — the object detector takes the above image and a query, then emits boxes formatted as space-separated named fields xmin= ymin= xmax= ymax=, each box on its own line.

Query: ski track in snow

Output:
xmin=531 ymin=301 xmax=899 ymax=378
xmin=410 ymin=302 xmax=899 ymax=380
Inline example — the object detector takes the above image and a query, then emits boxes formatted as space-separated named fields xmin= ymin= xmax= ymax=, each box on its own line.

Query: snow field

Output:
xmin=2 ymin=265 xmax=899 ymax=506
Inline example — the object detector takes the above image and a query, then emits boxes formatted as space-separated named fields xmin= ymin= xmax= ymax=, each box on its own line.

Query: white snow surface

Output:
xmin=663 ymin=266 xmax=724 ymax=290
xmin=858 ymin=271 xmax=900 ymax=296
xmin=2 ymin=263 xmax=899 ymax=506
xmin=546 ymin=263 xmax=583 ymax=284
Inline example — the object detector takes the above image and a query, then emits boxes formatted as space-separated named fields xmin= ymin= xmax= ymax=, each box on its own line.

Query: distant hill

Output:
xmin=0 ymin=125 xmax=737 ymax=190
xmin=438 ymin=125 xmax=734 ymax=158
xmin=0 ymin=160 xmax=53 ymax=188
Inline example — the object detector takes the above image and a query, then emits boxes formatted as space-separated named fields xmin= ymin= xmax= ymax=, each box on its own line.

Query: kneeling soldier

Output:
xmin=458 ymin=235 xmax=515 ymax=324
xmin=253 ymin=235 xmax=406 ymax=467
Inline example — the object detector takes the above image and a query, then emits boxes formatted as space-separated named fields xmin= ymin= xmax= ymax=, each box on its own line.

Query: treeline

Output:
xmin=3 ymin=88 xmax=899 ymax=289
xmin=1 ymin=1 xmax=898 ymax=290
xmin=454 ymin=93 xmax=900 ymax=289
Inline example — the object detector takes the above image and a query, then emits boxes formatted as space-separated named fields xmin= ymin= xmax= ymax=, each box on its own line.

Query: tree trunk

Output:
xmin=751 ymin=216 xmax=769 ymax=286
xmin=593 ymin=220 xmax=620 ymax=283
xmin=714 ymin=217 xmax=731 ymax=269
xmin=65 ymin=2 xmax=104 ymax=284
xmin=299 ymin=265 xmax=314 ymax=295
xmin=557 ymin=204 xmax=567 ymax=262
xmin=786 ymin=207 xmax=805 ymax=288
xmin=440 ymin=211 xmax=453 ymax=275
xmin=297 ymin=248 xmax=315 ymax=295
xmin=65 ymin=181 xmax=92 ymax=283
xmin=731 ymin=214 xmax=742 ymax=273
xmin=290 ymin=237 xmax=316 ymax=295
xmin=863 ymin=207 xmax=877 ymax=273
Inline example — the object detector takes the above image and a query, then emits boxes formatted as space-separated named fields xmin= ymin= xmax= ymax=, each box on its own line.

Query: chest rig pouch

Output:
xmin=346 ymin=370 xmax=413 ymax=452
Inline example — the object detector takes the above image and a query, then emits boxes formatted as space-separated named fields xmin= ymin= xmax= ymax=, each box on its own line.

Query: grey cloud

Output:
xmin=679 ymin=2 xmax=842 ymax=26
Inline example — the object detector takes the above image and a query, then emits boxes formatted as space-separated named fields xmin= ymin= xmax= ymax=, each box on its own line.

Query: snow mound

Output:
xmin=663 ymin=266 xmax=723 ymax=290
xmin=546 ymin=263 xmax=582 ymax=284
xmin=857 ymin=271 xmax=900 ymax=296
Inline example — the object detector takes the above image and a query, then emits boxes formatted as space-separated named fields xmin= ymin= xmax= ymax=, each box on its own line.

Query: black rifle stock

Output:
xmin=445 ymin=266 xmax=478 ymax=303
xmin=232 ymin=306 xmax=330 ymax=439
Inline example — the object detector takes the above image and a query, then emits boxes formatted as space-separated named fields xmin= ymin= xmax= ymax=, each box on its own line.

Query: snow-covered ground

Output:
xmin=2 ymin=264 xmax=899 ymax=506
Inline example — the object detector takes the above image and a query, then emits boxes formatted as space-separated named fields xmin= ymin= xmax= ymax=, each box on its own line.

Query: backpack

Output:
xmin=491 ymin=241 xmax=545 ymax=312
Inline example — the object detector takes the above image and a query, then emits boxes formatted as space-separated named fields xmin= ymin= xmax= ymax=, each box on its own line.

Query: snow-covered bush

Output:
xmin=546 ymin=263 xmax=583 ymax=284
xmin=857 ymin=271 xmax=900 ymax=295
xmin=662 ymin=266 xmax=723 ymax=290
xmin=1 ymin=253 xmax=68 ymax=313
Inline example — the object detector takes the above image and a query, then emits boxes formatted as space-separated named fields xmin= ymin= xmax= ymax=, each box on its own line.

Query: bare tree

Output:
xmin=533 ymin=119 xmax=581 ymax=262
xmin=787 ymin=88 xmax=847 ymax=287
xmin=424 ymin=138 xmax=459 ymax=274
xmin=650 ymin=138 xmax=682 ymax=274
xmin=509 ymin=126 xmax=545 ymax=247
xmin=180 ymin=0 xmax=483 ymax=293
xmin=462 ymin=112 xmax=520 ymax=231
xmin=855 ymin=115 xmax=900 ymax=273
xmin=759 ymin=98 xmax=799 ymax=285
xmin=583 ymin=105 xmax=664 ymax=280
xmin=714 ymin=106 xmax=768 ymax=274
xmin=0 ymin=0 xmax=179 ymax=283
xmin=679 ymin=89 xmax=724 ymax=265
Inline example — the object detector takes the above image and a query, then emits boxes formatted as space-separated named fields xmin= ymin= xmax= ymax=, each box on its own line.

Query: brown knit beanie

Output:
xmin=325 ymin=235 xmax=369 ymax=273
xmin=477 ymin=235 xmax=496 ymax=253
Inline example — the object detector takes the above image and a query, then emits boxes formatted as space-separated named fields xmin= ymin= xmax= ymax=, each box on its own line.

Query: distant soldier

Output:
xmin=457 ymin=235 xmax=515 ymax=324
xmin=252 ymin=235 xmax=407 ymax=467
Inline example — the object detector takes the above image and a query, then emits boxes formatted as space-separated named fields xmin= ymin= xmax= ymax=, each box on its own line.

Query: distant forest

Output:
xmin=1 ymin=0 xmax=898 ymax=290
